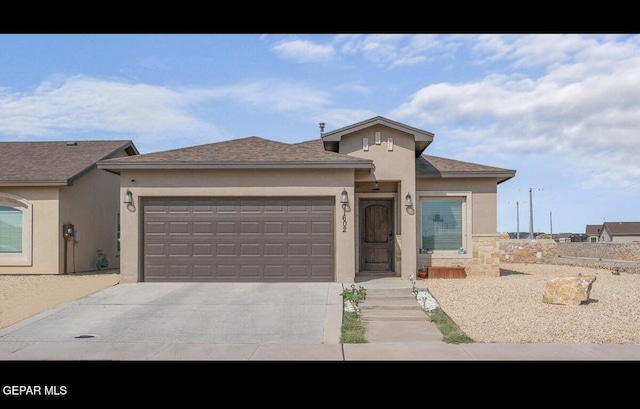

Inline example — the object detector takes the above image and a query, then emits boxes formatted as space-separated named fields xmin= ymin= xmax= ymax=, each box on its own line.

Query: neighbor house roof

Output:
xmin=0 ymin=140 xmax=139 ymax=186
xmin=98 ymin=136 xmax=374 ymax=172
xmin=602 ymin=222 xmax=640 ymax=236
xmin=416 ymin=155 xmax=516 ymax=184
xmin=585 ymin=224 xmax=601 ymax=235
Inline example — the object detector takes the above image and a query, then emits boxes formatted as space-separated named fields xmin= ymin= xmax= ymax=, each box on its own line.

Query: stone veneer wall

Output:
xmin=499 ymin=239 xmax=558 ymax=264
xmin=424 ymin=236 xmax=501 ymax=277
xmin=556 ymin=242 xmax=640 ymax=261
xmin=499 ymin=240 xmax=640 ymax=273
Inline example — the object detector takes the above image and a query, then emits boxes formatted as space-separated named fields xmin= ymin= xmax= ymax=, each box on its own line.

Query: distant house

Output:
xmin=585 ymin=224 xmax=601 ymax=243
xmin=0 ymin=140 xmax=139 ymax=274
xmin=599 ymin=222 xmax=640 ymax=243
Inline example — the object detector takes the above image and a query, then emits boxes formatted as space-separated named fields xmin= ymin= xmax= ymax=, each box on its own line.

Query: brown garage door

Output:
xmin=142 ymin=197 xmax=334 ymax=282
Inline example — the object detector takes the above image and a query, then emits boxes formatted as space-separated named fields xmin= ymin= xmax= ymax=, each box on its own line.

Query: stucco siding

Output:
xmin=0 ymin=187 xmax=59 ymax=274
xmin=416 ymin=178 xmax=498 ymax=235
xmin=337 ymin=126 xmax=417 ymax=279
xmin=59 ymin=167 xmax=121 ymax=273
xmin=118 ymin=168 xmax=357 ymax=283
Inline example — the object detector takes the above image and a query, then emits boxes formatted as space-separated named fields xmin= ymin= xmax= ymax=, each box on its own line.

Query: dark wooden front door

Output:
xmin=359 ymin=199 xmax=394 ymax=271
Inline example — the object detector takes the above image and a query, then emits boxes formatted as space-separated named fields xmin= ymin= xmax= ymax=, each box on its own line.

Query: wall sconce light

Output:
xmin=124 ymin=190 xmax=133 ymax=204
xmin=373 ymin=181 xmax=380 ymax=191
xmin=340 ymin=189 xmax=349 ymax=232
xmin=340 ymin=189 xmax=349 ymax=205
xmin=405 ymin=192 xmax=413 ymax=207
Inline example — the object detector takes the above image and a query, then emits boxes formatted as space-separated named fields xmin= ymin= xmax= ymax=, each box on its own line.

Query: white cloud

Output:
xmin=0 ymin=75 xmax=216 ymax=138
xmin=271 ymin=39 xmax=335 ymax=63
xmin=390 ymin=35 xmax=640 ymax=188
xmin=204 ymin=79 xmax=332 ymax=113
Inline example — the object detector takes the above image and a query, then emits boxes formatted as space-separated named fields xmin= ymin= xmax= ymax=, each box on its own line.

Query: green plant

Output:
xmin=341 ymin=284 xmax=367 ymax=306
xmin=340 ymin=284 xmax=368 ymax=344
xmin=426 ymin=309 xmax=474 ymax=344
xmin=340 ymin=311 xmax=367 ymax=343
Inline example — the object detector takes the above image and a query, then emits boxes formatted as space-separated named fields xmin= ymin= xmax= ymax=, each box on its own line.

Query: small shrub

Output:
xmin=341 ymin=284 xmax=367 ymax=306
xmin=427 ymin=309 xmax=474 ymax=344
xmin=340 ymin=311 xmax=367 ymax=343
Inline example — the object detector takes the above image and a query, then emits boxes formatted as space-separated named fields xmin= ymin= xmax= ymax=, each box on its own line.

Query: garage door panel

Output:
xmin=143 ymin=197 xmax=334 ymax=282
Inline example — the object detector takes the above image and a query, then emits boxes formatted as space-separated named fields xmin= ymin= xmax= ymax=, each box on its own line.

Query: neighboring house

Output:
xmin=585 ymin=224 xmax=601 ymax=243
xmin=0 ymin=140 xmax=139 ymax=274
xmin=98 ymin=116 xmax=516 ymax=283
xmin=599 ymin=222 xmax=640 ymax=243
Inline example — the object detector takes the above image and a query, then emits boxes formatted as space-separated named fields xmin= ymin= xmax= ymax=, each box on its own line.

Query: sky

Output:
xmin=0 ymin=33 xmax=638 ymax=234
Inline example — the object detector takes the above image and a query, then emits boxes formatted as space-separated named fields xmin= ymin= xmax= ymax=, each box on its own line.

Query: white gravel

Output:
xmin=418 ymin=263 xmax=640 ymax=344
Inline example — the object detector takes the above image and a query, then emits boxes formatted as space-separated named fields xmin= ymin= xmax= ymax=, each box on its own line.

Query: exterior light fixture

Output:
xmin=124 ymin=190 xmax=133 ymax=204
xmin=373 ymin=181 xmax=380 ymax=191
xmin=340 ymin=189 xmax=349 ymax=205
xmin=405 ymin=192 xmax=413 ymax=207
xmin=340 ymin=189 xmax=349 ymax=232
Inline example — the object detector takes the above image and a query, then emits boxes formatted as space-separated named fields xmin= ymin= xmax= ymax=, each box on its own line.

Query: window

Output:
xmin=418 ymin=192 xmax=470 ymax=256
xmin=0 ymin=193 xmax=33 ymax=266
xmin=0 ymin=206 xmax=22 ymax=252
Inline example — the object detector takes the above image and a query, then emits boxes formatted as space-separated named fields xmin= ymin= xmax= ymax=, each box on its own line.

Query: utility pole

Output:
xmin=516 ymin=201 xmax=520 ymax=239
xmin=529 ymin=188 xmax=534 ymax=238
xmin=550 ymin=211 xmax=553 ymax=238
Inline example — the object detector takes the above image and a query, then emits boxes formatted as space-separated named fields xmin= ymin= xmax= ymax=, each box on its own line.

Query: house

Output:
xmin=0 ymin=140 xmax=139 ymax=274
xmin=599 ymin=222 xmax=640 ymax=243
xmin=98 ymin=116 xmax=516 ymax=283
xmin=585 ymin=224 xmax=601 ymax=243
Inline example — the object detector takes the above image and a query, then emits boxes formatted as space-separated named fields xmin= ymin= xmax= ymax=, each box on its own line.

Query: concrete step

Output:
xmin=364 ymin=321 xmax=443 ymax=343
xmin=360 ymin=308 xmax=430 ymax=322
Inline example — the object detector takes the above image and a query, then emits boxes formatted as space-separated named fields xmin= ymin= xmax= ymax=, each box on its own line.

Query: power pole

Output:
xmin=529 ymin=188 xmax=534 ymax=238
xmin=550 ymin=211 xmax=553 ymax=239
xmin=516 ymin=201 xmax=520 ymax=239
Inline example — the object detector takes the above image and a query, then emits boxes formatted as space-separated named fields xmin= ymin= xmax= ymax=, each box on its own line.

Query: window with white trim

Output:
xmin=0 ymin=193 xmax=33 ymax=266
xmin=418 ymin=192 xmax=470 ymax=255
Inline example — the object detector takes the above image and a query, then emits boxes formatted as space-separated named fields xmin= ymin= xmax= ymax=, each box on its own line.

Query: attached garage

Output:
xmin=142 ymin=197 xmax=335 ymax=282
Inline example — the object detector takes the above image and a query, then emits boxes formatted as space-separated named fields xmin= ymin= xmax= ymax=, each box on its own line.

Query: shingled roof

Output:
xmin=585 ymin=224 xmax=601 ymax=235
xmin=98 ymin=136 xmax=374 ymax=172
xmin=602 ymin=222 xmax=640 ymax=236
xmin=416 ymin=155 xmax=516 ymax=184
xmin=0 ymin=140 xmax=138 ymax=186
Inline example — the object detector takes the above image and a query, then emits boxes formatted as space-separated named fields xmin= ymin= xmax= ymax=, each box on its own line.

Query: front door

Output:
xmin=359 ymin=199 xmax=394 ymax=271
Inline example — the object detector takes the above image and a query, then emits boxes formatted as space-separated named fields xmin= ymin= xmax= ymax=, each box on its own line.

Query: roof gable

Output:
xmin=603 ymin=222 xmax=640 ymax=236
xmin=321 ymin=116 xmax=434 ymax=157
xmin=416 ymin=155 xmax=516 ymax=184
xmin=0 ymin=140 xmax=138 ymax=186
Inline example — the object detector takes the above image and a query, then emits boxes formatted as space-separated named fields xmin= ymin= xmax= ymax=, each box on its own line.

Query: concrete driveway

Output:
xmin=0 ymin=282 xmax=345 ymax=360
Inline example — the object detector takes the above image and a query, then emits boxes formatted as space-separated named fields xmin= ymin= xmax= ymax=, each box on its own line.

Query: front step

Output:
xmin=358 ymin=288 xmax=428 ymax=322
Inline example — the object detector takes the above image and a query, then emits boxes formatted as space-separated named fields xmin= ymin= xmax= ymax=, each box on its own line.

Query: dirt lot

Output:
xmin=0 ymin=270 xmax=120 ymax=329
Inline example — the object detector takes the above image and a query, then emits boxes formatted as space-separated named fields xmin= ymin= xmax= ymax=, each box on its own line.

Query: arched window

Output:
xmin=0 ymin=193 xmax=32 ymax=266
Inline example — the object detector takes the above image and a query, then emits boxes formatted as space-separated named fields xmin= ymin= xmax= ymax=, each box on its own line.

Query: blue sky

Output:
xmin=1 ymin=33 xmax=638 ymax=234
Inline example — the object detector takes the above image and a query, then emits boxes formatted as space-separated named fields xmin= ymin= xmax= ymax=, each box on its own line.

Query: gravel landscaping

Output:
xmin=420 ymin=263 xmax=640 ymax=344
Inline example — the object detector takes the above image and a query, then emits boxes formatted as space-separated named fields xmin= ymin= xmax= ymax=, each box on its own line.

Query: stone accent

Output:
xmin=557 ymin=242 xmax=640 ymax=262
xmin=499 ymin=239 xmax=558 ymax=264
xmin=542 ymin=275 xmax=596 ymax=305
xmin=499 ymin=239 xmax=640 ymax=273
xmin=419 ymin=236 xmax=501 ymax=277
